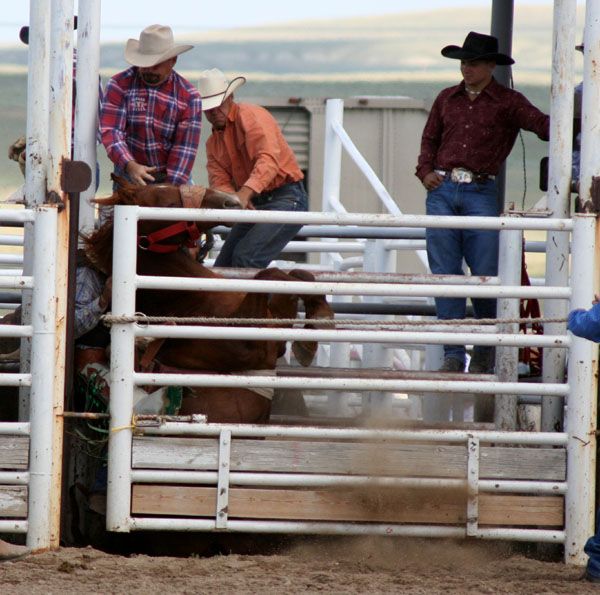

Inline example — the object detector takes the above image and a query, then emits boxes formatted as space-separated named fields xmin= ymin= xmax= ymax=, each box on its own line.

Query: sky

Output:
xmin=0 ymin=0 xmax=571 ymax=44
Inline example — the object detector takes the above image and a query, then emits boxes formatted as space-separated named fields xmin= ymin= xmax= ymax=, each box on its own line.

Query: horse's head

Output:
xmin=94 ymin=175 xmax=242 ymax=212
xmin=85 ymin=176 xmax=243 ymax=271
xmin=93 ymin=175 xmax=244 ymax=252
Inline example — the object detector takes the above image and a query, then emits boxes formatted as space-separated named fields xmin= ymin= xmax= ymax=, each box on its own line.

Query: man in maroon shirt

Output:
xmin=415 ymin=31 xmax=549 ymax=374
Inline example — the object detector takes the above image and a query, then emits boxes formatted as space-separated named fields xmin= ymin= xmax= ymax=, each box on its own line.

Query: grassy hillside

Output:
xmin=0 ymin=5 xmax=585 ymax=84
xmin=0 ymin=4 xmax=569 ymax=207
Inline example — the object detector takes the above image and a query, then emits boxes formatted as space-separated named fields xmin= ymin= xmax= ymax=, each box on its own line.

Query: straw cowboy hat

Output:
xmin=441 ymin=31 xmax=515 ymax=65
xmin=197 ymin=68 xmax=246 ymax=111
xmin=125 ymin=24 xmax=192 ymax=68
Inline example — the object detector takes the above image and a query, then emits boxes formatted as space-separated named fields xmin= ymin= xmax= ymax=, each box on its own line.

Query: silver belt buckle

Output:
xmin=451 ymin=167 xmax=473 ymax=184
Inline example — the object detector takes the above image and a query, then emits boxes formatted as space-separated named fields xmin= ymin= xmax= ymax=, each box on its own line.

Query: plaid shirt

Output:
xmin=74 ymin=265 xmax=107 ymax=340
xmin=100 ymin=67 xmax=202 ymax=185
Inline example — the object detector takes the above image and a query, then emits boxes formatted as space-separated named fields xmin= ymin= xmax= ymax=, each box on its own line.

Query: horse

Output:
xmin=84 ymin=176 xmax=334 ymax=423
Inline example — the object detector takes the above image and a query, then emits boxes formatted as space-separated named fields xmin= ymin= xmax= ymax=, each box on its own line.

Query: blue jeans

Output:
xmin=215 ymin=180 xmax=308 ymax=268
xmin=426 ymin=177 xmax=499 ymax=363
xmin=585 ymin=513 xmax=600 ymax=578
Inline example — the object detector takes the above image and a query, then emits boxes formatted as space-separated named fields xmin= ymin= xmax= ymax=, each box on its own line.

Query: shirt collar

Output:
xmin=227 ymin=101 xmax=239 ymax=123
xmin=451 ymin=77 xmax=500 ymax=100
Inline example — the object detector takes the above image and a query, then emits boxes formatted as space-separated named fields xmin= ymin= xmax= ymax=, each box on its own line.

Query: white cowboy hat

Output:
xmin=125 ymin=24 xmax=192 ymax=68
xmin=197 ymin=68 xmax=246 ymax=111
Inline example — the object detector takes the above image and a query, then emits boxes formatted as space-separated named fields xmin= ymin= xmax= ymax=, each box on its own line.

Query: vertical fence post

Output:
xmin=321 ymin=99 xmax=348 ymax=413
xmin=106 ymin=206 xmax=138 ymax=532
xmin=565 ymin=213 xmax=598 ymax=564
xmin=27 ymin=207 xmax=58 ymax=550
xmin=362 ymin=239 xmax=395 ymax=416
xmin=20 ymin=0 xmax=51 ymax=419
xmin=321 ymin=99 xmax=343 ymax=214
xmin=320 ymin=99 xmax=344 ymax=272
xmin=541 ymin=0 xmax=576 ymax=433
xmin=325 ymin=257 xmax=353 ymax=417
xmin=41 ymin=0 xmax=75 ymax=549
xmin=494 ymin=222 xmax=522 ymax=430
xmin=74 ymin=0 xmax=101 ymax=233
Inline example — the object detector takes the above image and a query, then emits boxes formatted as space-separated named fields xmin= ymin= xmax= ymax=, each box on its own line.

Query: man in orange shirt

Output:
xmin=198 ymin=68 xmax=308 ymax=268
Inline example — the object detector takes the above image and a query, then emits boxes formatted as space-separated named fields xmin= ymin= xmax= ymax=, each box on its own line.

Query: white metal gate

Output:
xmin=104 ymin=203 xmax=592 ymax=564
xmin=0 ymin=207 xmax=60 ymax=550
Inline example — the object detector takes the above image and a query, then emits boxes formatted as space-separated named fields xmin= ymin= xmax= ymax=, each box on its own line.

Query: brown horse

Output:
xmin=84 ymin=177 xmax=334 ymax=423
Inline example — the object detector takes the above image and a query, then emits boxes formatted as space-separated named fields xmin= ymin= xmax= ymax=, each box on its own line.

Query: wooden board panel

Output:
xmin=0 ymin=486 xmax=27 ymax=517
xmin=132 ymin=485 xmax=563 ymax=527
xmin=133 ymin=437 xmax=467 ymax=477
xmin=480 ymin=447 xmax=566 ymax=481
xmin=0 ymin=436 xmax=28 ymax=470
xmin=132 ymin=436 xmax=566 ymax=481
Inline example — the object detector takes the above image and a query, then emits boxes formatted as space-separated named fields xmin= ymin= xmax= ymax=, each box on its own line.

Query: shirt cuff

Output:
xmin=244 ymin=178 xmax=265 ymax=195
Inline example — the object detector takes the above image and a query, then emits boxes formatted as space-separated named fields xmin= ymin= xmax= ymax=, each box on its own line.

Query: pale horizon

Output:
xmin=0 ymin=1 xmax=584 ymax=45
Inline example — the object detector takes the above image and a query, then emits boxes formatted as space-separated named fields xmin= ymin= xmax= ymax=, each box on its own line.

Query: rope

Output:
xmin=111 ymin=423 xmax=136 ymax=433
xmin=102 ymin=313 xmax=567 ymax=328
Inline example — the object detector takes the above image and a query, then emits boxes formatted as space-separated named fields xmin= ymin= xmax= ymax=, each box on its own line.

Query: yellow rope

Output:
xmin=110 ymin=423 xmax=135 ymax=433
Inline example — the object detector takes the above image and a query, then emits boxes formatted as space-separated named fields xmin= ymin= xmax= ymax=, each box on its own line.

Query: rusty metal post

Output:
xmin=45 ymin=0 xmax=75 ymax=549
xmin=62 ymin=161 xmax=91 ymax=412
xmin=565 ymin=214 xmax=598 ymax=565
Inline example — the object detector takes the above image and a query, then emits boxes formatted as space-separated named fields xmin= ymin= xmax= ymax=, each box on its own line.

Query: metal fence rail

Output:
xmin=0 ymin=207 xmax=59 ymax=549
xmin=107 ymin=203 xmax=579 ymax=554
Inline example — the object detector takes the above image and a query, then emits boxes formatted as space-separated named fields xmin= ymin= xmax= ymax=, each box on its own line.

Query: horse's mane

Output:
xmin=81 ymin=217 xmax=115 ymax=275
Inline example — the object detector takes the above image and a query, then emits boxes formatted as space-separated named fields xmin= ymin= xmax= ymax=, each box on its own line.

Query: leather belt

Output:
xmin=435 ymin=167 xmax=495 ymax=184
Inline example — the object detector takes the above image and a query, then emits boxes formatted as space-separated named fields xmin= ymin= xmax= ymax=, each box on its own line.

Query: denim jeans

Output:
xmin=585 ymin=512 xmax=600 ymax=578
xmin=215 ymin=180 xmax=308 ymax=268
xmin=426 ymin=177 xmax=499 ymax=363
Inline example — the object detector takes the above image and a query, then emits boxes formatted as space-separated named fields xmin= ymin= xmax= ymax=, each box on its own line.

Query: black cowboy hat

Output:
xmin=19 ymin=15 xmax=78 ymax=45
xmin=441 ymin=31 xmax=515 ymax=66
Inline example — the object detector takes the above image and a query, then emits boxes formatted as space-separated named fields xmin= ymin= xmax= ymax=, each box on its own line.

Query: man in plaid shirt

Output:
xmin=100 ymin=24 xmax=201 ymax=186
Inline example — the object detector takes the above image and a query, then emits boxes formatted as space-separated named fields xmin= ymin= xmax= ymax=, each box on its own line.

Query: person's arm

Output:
xmin=74 ymin=268 xmax=110 ymax=340
xmin=166 ymin=91 xmax=203 ymax=186
xmin=567 ymin=299 xmax=600 ymax=343
xmin=512 ymin=92 xmax=550 ymax=141
xmin=207 ymin=150 xmax=254 ymax=208
xmin=100 ymin=77 xmax=135 ymax=171
xmin=415 ymin=94 xmax=444 ymax=183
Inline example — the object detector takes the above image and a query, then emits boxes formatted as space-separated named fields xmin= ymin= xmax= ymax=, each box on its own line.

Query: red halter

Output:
xmin=137 ymin=185 xmax=206 ymax=253
xmin=138 ymin=221 xmax=200 ymax=253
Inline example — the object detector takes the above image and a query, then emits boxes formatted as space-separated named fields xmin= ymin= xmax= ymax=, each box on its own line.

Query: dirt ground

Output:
xmin=0 ymin=536 xmax=597 ymax=595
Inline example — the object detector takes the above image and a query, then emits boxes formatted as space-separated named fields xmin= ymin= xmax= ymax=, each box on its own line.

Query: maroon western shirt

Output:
xmin=415 ymin=77 xmax=550 ymax=181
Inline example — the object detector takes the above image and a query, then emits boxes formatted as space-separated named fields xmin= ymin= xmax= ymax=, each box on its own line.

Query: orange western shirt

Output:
xmin=206 ymin=102 xmax=303 ymax=195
